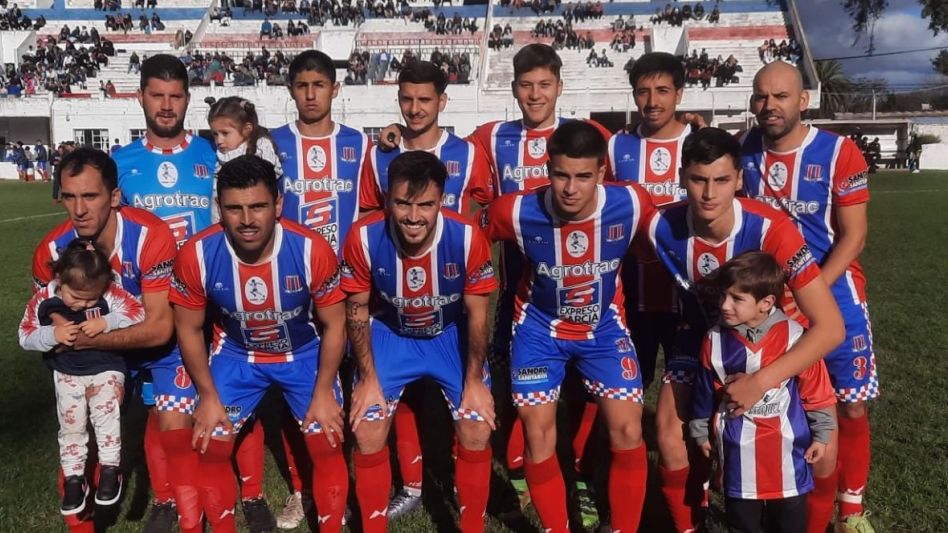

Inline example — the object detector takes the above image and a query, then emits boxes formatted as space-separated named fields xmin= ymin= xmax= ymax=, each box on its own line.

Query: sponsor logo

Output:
xmin=300 ymin=198 xmax=339 ymax=252
xmin=746 ymin=386 xmax=789 ymax=418
xmin=162 ymin=212 xmax=196 ymax=247
xmin=442 ymin=192 xmax=458 ymax=207
xmin=642 ymin=180 xmax=686 ymax=198
xmin=566 ymin=230 xmax=589 ymax=258
xmin=242 ymin=323 xmax=291 ymax=352
xmin=785 ymin=244 xmax=815 ymax=276
xmin=133 ymin=193 xmax=209 ymax=211
xmin=398 ymin=309 xmax=443 ymax=336
xmin=306 ymin=145 xmax=328 ymax=172
xmin=170 ymin=274 xmax=188 ymax=296
xmin=226 ymin=306 xmax=304 ymax=322
xmin=468 ymin=262 xmax=495 ymax=285
xmin=157 ymin=161 xmax=178 ymax=188
xmin=607 ymin=224 xmax=625 ymax=242
xmin=314 ymin=268 xmax=340 ymax=299
xmin=621 ymin=153 xmax=633 ymax=162
xmin=838 ymin=171 xmax=869 ymax=193
xmin=513 ymin=366 xmax=549 ymax=384
xmin=443 ymin=262 xmax=460 ymax=280
xmin=754 ymin=194 xmax=821 ymax=216
xmin=244 ymin=277 xmax=268 ymax=305
xmin=284 ymin=275 xmax=303 ymax=293
xmin=767 ymin=161 xmax=789 ymax=190
xmin=649 ymin=147 xmax=672 ymax=175
xmin=375 ymin=267 xmax=390 ymax=277
xmin=213 ymin=281 xmax=226 ymax=292
xmin=501 ymin=164 xmax=547 ymax=182
xmin=284 ymin=177 xmax=354 ymax=195
xmin=536 ymin=258 xmax=621 ymax=280
xmin=406 ymin=266 xmax=427 ymax=291
xmin=697 ymin=253 xmax=720 ymax=276
xmin=557 ymin=280 xmax=602 ymax=324
xmin=804 ymin=164 xmax=823 ymax=182
xmin=620 ymin=356 xmax=638 ymax=380
xmin=615 ymin=337 xmax=632 ymax=353
xmin=527 ymin=137 xmax=546 ymax=159
xmin=143 ymin=259 xmax=173 ymax=282
xmin=379 ymin=291 xmax=462 ymax=309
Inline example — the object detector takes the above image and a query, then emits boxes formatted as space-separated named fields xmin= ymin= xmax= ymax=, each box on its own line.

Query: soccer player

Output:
xmin=480 ymin=121 xmax=653 ymax=533
xmin=646 ymin=127 xmax=847 ymax=532
xmin=33 ymin=148 xmax=178 ymax=533
xmin=739 ymin=60 xmax=877 ymax=533
xmin=341 ymin=151 xmax=497 ymax=533
xmin=359 ymin=59 xmax=493 ymax=519
xmin=110 ymin=53 xmax=218 ymax=533
xmin=171 ymin=155 xmax=349 ymax=533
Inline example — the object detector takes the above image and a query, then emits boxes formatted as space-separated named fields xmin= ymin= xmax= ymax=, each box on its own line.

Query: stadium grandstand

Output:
xmin=0 ymin=0 xmax=819 ymax=149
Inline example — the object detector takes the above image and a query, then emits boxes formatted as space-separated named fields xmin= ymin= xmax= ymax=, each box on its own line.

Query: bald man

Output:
xmin=738 ymin=61 xmax=877 ymax=533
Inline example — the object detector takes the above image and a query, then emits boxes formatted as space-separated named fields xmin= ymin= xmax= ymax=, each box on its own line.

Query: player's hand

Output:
xmin=304 ymin=386 xmax=344 ymax=448
xmin=79 ymin=317 xmax=107 ymax=338
xmin=723 ymin=372 xmax=765 ymax=417
xmin=191 ymin=396 xmax=231 ymax=453
xmin=349 ymin=376 xmax=386 ymax=432
xmin=459 ymin=379 xmax=496 ymax=430
xmin=54 ymin=322 xmax=80 ymax=346
xmin=699 ymin=441 xmax=712 ymax=458
xmin=679 ymin=112 xmax=707 ymax=130
xmin=378 ymin=124 xmax=403 ymax=151
xmin=70 ymin=328 xmax=95 ymax=350
xmin=804 ymin=441 xmax=826 ymax=463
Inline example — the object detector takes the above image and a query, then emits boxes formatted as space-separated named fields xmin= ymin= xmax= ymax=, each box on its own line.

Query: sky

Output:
xmin=797 ymin=0 xmax=948 ymax=87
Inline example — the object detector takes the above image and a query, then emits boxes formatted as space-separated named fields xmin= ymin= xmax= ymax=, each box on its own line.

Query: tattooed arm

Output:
xmin=346 ymin=291 xmax=385 ymax=430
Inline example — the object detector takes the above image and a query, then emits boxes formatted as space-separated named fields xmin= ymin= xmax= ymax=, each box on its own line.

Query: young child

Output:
xmin=18 ymin=239 xmax=145 ymax=516
xmin=689 ymin=251 xmax=837 ymax=533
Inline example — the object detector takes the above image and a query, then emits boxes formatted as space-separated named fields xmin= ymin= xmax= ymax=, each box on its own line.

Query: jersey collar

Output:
xmin=141 ymin=133 xmax=193 ymax=155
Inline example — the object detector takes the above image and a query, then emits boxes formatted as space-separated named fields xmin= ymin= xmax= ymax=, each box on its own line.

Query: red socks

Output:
xmin=144 ymin=413 xmax=173 ymax=503
xmin=572 ymin=401 xmax=598 ymax=473
xmin=523 ymin=454 xmax=569 ymax=533
xmin=305 ymin=435 xmax=350 ymax=533
xmin=158 ymin=428 xmax=203 ymax=532
xmin=807 ymin=467 xmax=839 ymax=533
xmin=354 ymin=447 xmax=392 ymax=533
xmin=610 ymin=446 xmax=647 ymax=533
xmin=507 ymin=417 xmax=525 ymax=471
xmin=394 ymin=401 xmax=424 ymax=491
xmin=455 ymin=446 xmax=492 ymax=533
xmin=660 ymin=465 xmax=696 ymax=533
xmin=198 ymin=439 xmax=237 ymax=533
xmin=234 ymin=420 xmax=265 ymax=500
xmin=838 ymin=414 xmax=871 ymax=518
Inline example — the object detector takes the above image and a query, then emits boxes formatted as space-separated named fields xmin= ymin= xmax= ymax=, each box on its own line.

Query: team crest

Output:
xmin=804 ymin=164 xmax=823 ymax=182
xmin=697 ymin=253 xmax=720 ymax=276
xmin=767 ymin=161 xmax=789 ymax=190
xmin=85 ymin=308 xmax=101 ymax=320
xmin=615 ymin=337 xmax=632 ymax=353
xmin=406 ymin=266 xmax=427 ymax=292
xmin=566 ymin=231 xmax=589 ymax=258
xmin=443 ymin=262 xmax=460 ymax=280
xmin=853 ymin=335 xmax=868 ymax=351
xmin=157 ymin=161 xmax=179 ymax=188
xmin=445 ymin=160 xmax=460 ymax=176
xmin=284 ymin=275 xmax=303 ymax=293
xmin=306 ymin=145 xmax=328 ymax=172
xmin=341 ymin=146 xmax=356 ymax=162
xmin=527 ymin=137 xmax=546 ymax=159
xmin=649 ymin=147 xmax=672 ymax=175
xmin=607 ymin=224 xmax=625 ymax=242
xmin=122 ymin=261 xmax=135 ymax=278
xmin=244 ymin=276 xmax=268 ymax=305
xmin=193 ymin=163 xmax=209 ymax=178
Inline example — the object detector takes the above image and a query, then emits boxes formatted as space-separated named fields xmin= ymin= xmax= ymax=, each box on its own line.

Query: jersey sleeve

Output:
xmin=762 ymin=215 xmax=821 ymax=291
xmin=359 ymin=147 xmax=384 ymax=211
xmin=832 ymin=139 xmax=870 ymax=206
xmin=309 ymin=235 xmax=346 ymax=307
xmin=467 ymin=123 xmax=499 ymax=192
xmin=478 ymin=194 xmax=517 ymax=243
xmin=465 ymin=225 xmax=499 ymax=295
xmin=18 ymin=288 xmax=57 ymax=352
xmin=797 ymin=359 xmax=837 ymax=411
xmin=340 ymin=222 xmax=373 ymax=295
xmin=168 ymin=241 xmax=206 ymax=310
xmin=139 ymin=221 xmax=177 ymax=293
xmin=103 ymin=283 xmax=147 ymax=331
xmin=690 ymin=332 xmax=721 ymax=420
xmin=630 ymin=184 xmax=657 ymax=238
xmin=32 ymin=238 xmax=56 ymax=291
xmin=468 ymin=141 xmax=495 ymax=205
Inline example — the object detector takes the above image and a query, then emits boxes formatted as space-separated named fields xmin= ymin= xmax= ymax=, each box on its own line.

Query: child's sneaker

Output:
xmin=61 ymin=475 xmax=89 ymax=515
xmin=95 ymin=465 xmax=123 ymax=506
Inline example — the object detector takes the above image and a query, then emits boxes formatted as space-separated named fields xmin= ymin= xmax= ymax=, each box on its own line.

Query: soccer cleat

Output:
xmin=386 ymin=488 xmax=423 ymax=519
xmin=61 ymin=475 xmax=89 ymax=515
xmin=242 ymin=497 xmax=277 ymax=532
xmin=143 ymin=500 xmax=177 ymax=533
xmin=574 ymin=481 xmax=600 ymax=530
xmin=836 ymin=513 xmax=877 ymax=533
xmin=276 ymin=492 xmax=305 ymax=530
xmin=510 ymin=475 xmax=532 ymax=511
xmin=95 ymin=465 xmax=123 ymax=506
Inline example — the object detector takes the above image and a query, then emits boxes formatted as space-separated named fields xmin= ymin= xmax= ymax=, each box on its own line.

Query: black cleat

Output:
xmin=95 ymin=465 xmax=123 ymax=506
xmin=242 ymin=497 xmax=277 ymax=532
xmin=142 ymin=499 xmax=177 ymax=533
xmin=61 ymin=475 xmax=89 ymax=516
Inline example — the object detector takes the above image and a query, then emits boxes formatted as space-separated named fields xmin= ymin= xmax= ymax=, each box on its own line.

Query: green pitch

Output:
xmin=0 ymin=172 xmax=945 ymax=532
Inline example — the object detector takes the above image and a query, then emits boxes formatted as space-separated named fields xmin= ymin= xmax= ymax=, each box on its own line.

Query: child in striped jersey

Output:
xmin=689 ymin=251 xmax=836 ymax=533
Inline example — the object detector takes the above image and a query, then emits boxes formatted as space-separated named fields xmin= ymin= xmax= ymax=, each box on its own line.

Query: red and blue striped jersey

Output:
xmin=739 ymin=127 xmax=870 ymax=307
xmin=32 ymin=207 xmax=177 ymax=297
xmin=359 ymin=130 xmax=493 ymax=215
xmin=170 ymin=220 xmax=345 ymax=363
xmin=607 ymin=124 xmax=690 ymax=205
xmin=481 ymin=184 xmax=654 ymax=340
xmin=271 ymin=122 xmax=369 ymax=257
xmin=113 ymin=134 xmax=218 ymax=248
xmin=692 ymin=319 xmax=836 ymax=499
xmin=341 ymin=210 xmax=497 ymax=337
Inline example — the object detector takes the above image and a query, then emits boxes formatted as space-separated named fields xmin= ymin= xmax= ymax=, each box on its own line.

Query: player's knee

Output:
xmin=606 ymin=418 xmax=642 ymax=449
xmin=519 ymin=410 xmax=557 ymax=459
xmin=456 ymin=420 xmax=491 ymax=451
xmin=839 ymin=400 xmax=867 ymax=419
xmin=354 ymin=420 xmax=389 ymax=454
xmin=656 ymin=420 xmax=688 ymax=467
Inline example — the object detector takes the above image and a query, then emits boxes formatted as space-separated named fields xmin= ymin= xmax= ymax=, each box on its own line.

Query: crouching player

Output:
xmin=689 ymin=251 xmax=837 ymax=533
xmin=341 ymin=151 xmax=497 ymax=533
xmin=480 ymin=121 xmax=654 ymax=533
xmin=170 ymin=155 xmax=349 ymax=532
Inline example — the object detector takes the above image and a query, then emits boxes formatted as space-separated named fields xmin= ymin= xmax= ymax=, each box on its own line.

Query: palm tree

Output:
xmin=815 ymin=59 xmax=852 ymax=118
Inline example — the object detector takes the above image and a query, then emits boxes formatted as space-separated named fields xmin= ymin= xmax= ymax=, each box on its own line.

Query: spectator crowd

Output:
xmin=1 ymin=1 xmax=47 ymax=31
xmin=683 ymin=48 xmax=742 ymax=89
xmin=2 ymin=33 xmax=115 ymax=97
xmin=344 ymin=47 xmax=473 ymax=85
xmin=650 ymin=1 xmax=719 ymax=26
xmin=758 ymin=38 xmax=802 ymax=65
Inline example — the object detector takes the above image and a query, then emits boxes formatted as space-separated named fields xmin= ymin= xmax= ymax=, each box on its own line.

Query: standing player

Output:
xmin=740 ymin=60 xmax=877 ymax=533
xmin=33 ymin=148 xmax=179 ymax=533
xmin=647 ymin=127 xmax=847 ymax=532
xmin=171 ymin=156 xmax=349 ymax=533
xmin=481 ymin=121 xmax=652 ymax=533
xmin=359 ymin=59 xmax=493 ymax=519
xmin=341 ymin=151 xmax=497 ymax=533
xmin=111 ymin=53 xmax=218 ymax=533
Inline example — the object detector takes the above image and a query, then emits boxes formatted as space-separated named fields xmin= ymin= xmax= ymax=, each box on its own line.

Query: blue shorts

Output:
xmin=510 ymin=317 xmax=644 ymax=407
xmin=207 ymin=348 xmax=344 ymax=437
xmin=824 ymin=301 xmax=879 ymax=403
xmin=661 ymin=322 xmax=705 ymax=386
xmin=130 ymin=348 xmax=197 ymax=415
xmin=361 ymin=319 xmax=490 ymax=422
xmin=36 ymin=161 xmax=48 ymax=171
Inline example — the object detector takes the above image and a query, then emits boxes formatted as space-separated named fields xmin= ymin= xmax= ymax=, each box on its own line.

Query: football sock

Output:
xmin=455 ymin=445 xmax=492 ymax=533
xmin=305 ymin=435 xmax=348 ymax=533
xmin=572 ymin=401 xmax=598 ymax=475
xmin=233 ymin=420 xmax=264 ymax=500
xmin=660 ymin=464 xmax=696 ymax=533
xmin=144 ymin=412 xmax=173 ymax=502
xmin=198 ymin=439 xmax=237 ymax=533
xmin=506 ymin=416 xmax=525 ymax=470
xmin=354 ymin=447 xmax=392 ymax=533
xmin=838 ymin=414 xmax=871 ymax=518
xmin=807 ymin=467 xmax=839 ymax=533
xmin=394 ymin=401 xmax=424 ymax=492
xmin=523 ymin=454 xmax=569 ymax=533
xmin=609 ymin=446 xmax=647 ymax=533
xmin=159 ymin=428 xmax=203 ymax=532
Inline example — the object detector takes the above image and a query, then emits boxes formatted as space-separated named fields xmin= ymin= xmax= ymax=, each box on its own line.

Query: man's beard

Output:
xmin=145 ymin=114 xmax=185 ymax=139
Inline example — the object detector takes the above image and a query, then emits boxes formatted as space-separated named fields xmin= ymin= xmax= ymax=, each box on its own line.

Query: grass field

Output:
xmin=0 ymin=172 xmax=946 ymax=532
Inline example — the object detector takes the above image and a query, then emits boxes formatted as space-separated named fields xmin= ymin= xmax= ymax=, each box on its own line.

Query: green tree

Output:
xmin=815 ymin=59 xmax=852 ymax=117
xmin=933 ymin=49 xmax=948 ymax=76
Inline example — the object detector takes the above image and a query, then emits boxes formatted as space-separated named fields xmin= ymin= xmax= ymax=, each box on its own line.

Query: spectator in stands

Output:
xmin=260 ymin=17 xmax=273 ymax=38
xmin=105 ymin=79 xmax=116 ymax=97
xmin=708 ymin=4 xmax=720 ymax=23
xmin=151 ymin=12 xmax=164 ymax=31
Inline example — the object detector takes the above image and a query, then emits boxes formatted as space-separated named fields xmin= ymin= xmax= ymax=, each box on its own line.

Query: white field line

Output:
xmin=0 ymin=212 xmax=63 ymax=224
